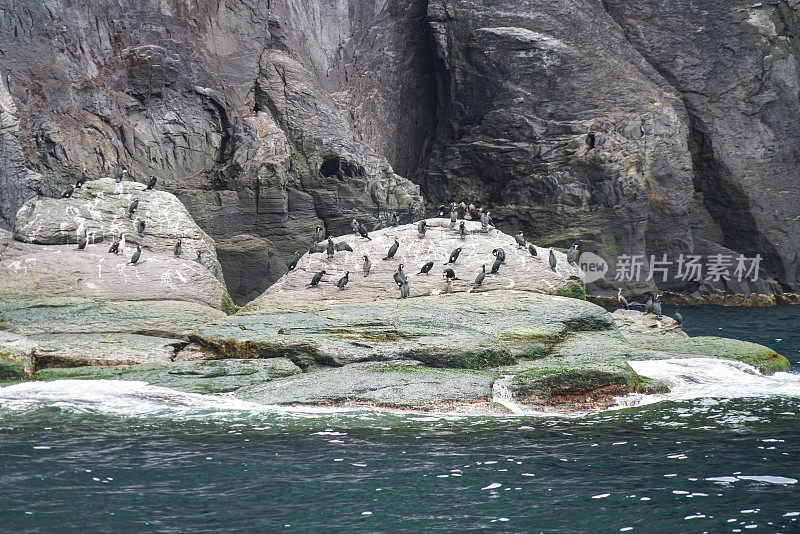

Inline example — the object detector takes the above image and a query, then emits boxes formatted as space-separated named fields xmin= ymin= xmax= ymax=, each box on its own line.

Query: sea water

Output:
xmin=0 ymin=305 xmax=798 ymax=532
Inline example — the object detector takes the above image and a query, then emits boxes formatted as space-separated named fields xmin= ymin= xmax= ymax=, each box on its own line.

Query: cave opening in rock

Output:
xmin=319 ymin=156 xmax=342 ymax=178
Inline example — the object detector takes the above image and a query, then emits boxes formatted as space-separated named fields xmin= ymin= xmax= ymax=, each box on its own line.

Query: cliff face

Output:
xmin=1 ymin=0 xmax=799 ymax=301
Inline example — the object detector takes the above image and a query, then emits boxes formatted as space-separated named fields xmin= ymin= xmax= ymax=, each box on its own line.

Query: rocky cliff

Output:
xmin=1 ymin=0 xmax=798 ymax=302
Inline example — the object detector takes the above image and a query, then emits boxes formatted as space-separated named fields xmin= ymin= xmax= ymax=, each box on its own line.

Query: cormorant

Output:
xmin=119 ymin=233 xmax=127 ymax=254
xmin=391 ymin=212 xmax=400 ymax=226
xmin=108 ymin=240 xmax=119 ymax=254
xmin=653 ymin=294 xmax=662 ymax=318
xmin=480 ymin=209 xmax=489 ymax=230
xmin=309 ymin=242 xmax=327 ymax=254
xmin=363 ymin=255 xmax=372 ymax=277
xmin=75 ymin=168 xmax=87 ymax=188
xmin=335 ymin=241 xmax=353 ymax=252
xmin=474 ymin=264 xmax=486 ymax=287
xmin=567 ymin=243 xmax=579 ymax=265
xmin=617 ymin=288 xmax=629 ymax=309
xmin=311 ymin=270 xmax=326 ymax=286
xmin=417 ymin=220 xmax=427 ymax=237
xmin=288 ymin=251 xmax=300 ymax=271
xmin=459 ymin=221 xmax=467 ymax=239
xmin=548 ymin=248 xmax=557 ymax=271
xmin=394 ymin=264 xmax=407 ymax=287
xmin=418 ymin=261 xmax=434 ymax=275
xmin=373 ymin=215 xmax=385 ymax=231
xmin=337 ymin=271 xmax=349 ymax=290
xmin=62 ymin=185 xmax=74 ymax=198
xmin=351 ymin=218 xmax=360 ymax=236
xmin=357 ymin=221 xmax=371 ymax=240
xmin=77 ymin=229 xmax=87 ymax=250
xmin=114 ymin=164 xmax=127 ymax=183
xmin=448 ymin=247 xmax=462 ymax=264
xmin=129 ymin=245 xmax=141 ymax=265
xmin=146 ymin=174 xmax=157 ymax=190
xmin=384 ymin=238 xmax=399 ymax=260
xmin=326 ymin=238 xmax=335 ymax=257
xmin=514 ymin=232 xmax=525 ymax=248
xmin=195 ymin=251 xmax=202 ymax=264
xmin=443 ymin=268 xmax=458 ymax=281
xmin=645 ymin=295 xmax=654 ymax=314
xmin=399 ymin=279 xmax=409 ymax=299
xmin=527 ymin=242 xmax=538 ymax=257
xmin=128 ymin=198 xmax=138 ymax=219
xmin=314 ymin=225 xmax=326 ymax=243
xmin=675 ymin=307 xmax=683 ymax=326
xmin=492 ymin=248 xmax=506 ymax=264
xmin=449 ymin=206 xmax=457 ymax=227
xmin=137 ymin=219 xmax=146 ymax=237
xmin=490 ymin=257 xmax=501 ymax=274
xmin=174 ymin=239 xmax=182 ymax=257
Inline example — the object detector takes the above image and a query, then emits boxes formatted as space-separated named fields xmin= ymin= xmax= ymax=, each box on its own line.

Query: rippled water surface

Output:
xmin=1 ymin=305 xmax=798 ymax=532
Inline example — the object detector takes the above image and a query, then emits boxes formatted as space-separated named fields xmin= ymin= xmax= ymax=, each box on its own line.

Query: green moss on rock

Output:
xmin=554 ymin=282 xmax=586 ymax=300
xmin=221 ymin=290 xmax=236 ymax=316
xmin=0 ymin=358 xmax=25 ymax=380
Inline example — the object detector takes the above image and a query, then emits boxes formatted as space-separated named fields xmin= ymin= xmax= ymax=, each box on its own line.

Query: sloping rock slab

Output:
xmin=31 ymin=333 xmax=182 ymax=368
xmin=612 ymin=308 xmax=687 ymax=339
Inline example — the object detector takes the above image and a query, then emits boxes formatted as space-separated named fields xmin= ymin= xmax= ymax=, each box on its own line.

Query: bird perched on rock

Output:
xmin=351 ymin=218 xmax=360 ymax=236
xmin=617 ymin=288 xmax=629 ymax=309
xmin=417 ymin=220 xmax=427 ymax=238
xmin=480 ymin=209 xmax=489 ymax=230
xmin=459 ymin=221 xmax=467 ymax=239
xmin=675 ymin=307 xmax=683 ymax=326
xmin=108 ymin=240 xmax=120 ymax=254
xmin=128 ymin=198 xmax=138 ymax=219
xmin=373 ymin=215 xmax=385 ymax=231
xmin=653 ymin=294 xmax=662 ymax=318
xmin=514 ymin=232 xmax=525 ymax=248
xmin=114 ymin=164 xmax=127 ymax=183
xmin=527 ymin=242 xmax=538 ymax=257
xmin=75 ymin=168 xmax=87 ymax=188
xmin=334 ymin=241 xmax=353 ymax=252
xmin=129 ymin=245 xmax=141 ymax=265
xmin=195 ymin=251 xmax=202 ymax=264
xmin=311 ymin=270 xmax=326 ymax=286
xmin=357 ymin=221 xmax=371 ymax=240
xmin=309 ymin=242 xmax=327 ymax=254
xmin=492 ymin=248 xmax=506 ymax=264
xmin=399 ymin=279 xmax=409 ymax=299
xmin=443 ymin=268 xmax=458 ymax=281
xmin=490 ymin=257 xmax=502 ymax=274
xmin=474 ymin=264 xmax=486 ymax=287
xmin=146 ymin=174 xmax=157 ymax=190
xmin=314 ymin=225 xmax=326 ymax=244
xmin=549 ymin=248 xmax=557 ymax=271
xmin=119 ymin=233 xmax=127 ymax=254
xmin=174 ymin=239 xmax=182 ymax=258
xmin=326 ymin=238 xmax=335 ymax=257
xmin=337 ymin=271 xmax=349 ymax=290
xmin=137 ymin=219 xmax=146 ymax=237
xmin=394 ymin=264 xmax=407 ymax=287
xmin=288 ymin=251 xmax=300 ymax=271
xmin=448 ymin=247 xmax=462 ymax=264
xmin=418 ymin=261 xmax=434 ymax=275
xmin=391 ymin=212 xmax=400 ymax=227
xmin=645 ymin=294 xmax=654 ymax=314
xmin=363 ymin=255 xmax=372 ymax=277
xmin=62 ymin=185 xmax=74 ymax=198
xmin=567 ymin=243 xmax=579 ymax=265
xmin=77 ymin=229 xmax=88 ymax=250
xmin=449 ymin=206 xmax=457 ymax=227
xmin=385 ymin=238 xmax=399 ymax=260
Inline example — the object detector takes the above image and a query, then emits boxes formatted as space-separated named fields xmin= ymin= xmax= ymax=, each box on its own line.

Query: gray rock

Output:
xmin=31 ymin=333 xmax=182 ymax=367
xmin=611 ymin=309 xmax=688 ymax=339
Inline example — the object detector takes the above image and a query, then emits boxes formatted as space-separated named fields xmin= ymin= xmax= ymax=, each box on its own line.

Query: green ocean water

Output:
xmin=1 ymin=306 xmax=798 ymax=533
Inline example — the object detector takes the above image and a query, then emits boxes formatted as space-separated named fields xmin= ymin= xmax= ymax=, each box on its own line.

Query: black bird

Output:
xmin=384 ymin=239 xmax=399 ymax=260
xmin=129 ymin=245 xmax=141 ymax=265
xmin=114 ymin=164 xmax=127 ymax=183
xmin=490 ymin=257 xmax=502 ymax=274
xmin=108 ymin=240 xmax=120 ymax=254
xmin=443 ymin=268 xmax=458 ymax=281
xmin=373 ymin=215 xmax=385 ymax=231
xmin=77 ymin=229 xmax=88 ymax=250
xmin=195 ymin=251 xmax=202 ymax=264
xmin=128 ymin=198 xmax=139 ymax=219
xmin=309 ymin=242 xmax=327 ymax=254
xmin=311 ymin=270 xmax=326 ymax=286
xmin=391 ymin=212 xmax=400 ymax=227
xmin=527 ymin=242 xmax=538 ymax=257
xmin=492 ymin=248 xmax=506 ymax=264
xmin=548 ymin=248 xmax=557 ymax=271
xmin=62 ymin=185 xmax=75 ymax=198
xmin=417 ymin=220 xmax=427 ymax=237
xmin=514 ymin=232 xmax=525 ymax=248
xmin=418 ymin=261 xmax=434 ymax=275
xmin=459 ymin=221 xmax=467 ymax=239
xmin=448 ymin=247 xmax=462 ymax=264
xmin=394 ymin=264 xmax=407 ymax=287
xmin=653 ymin=294 xmax=662 ymax=318
xmin=174 ymin=239 xmax=182 ymax=257
xmin=337 ymin=271 xmax=349 ymax=290
xmin=363 ymin=255 xmax=372 ymax=277
xmin=146 ymin=174 xmax=157 ymax=190
xmin=288 ymin=251 xmax=300 ymax=271
xmin=399 ymin=279 xmax=409 ymax=299
xmin=675 ymin=307 xmax=683 ymax=326
xmin=326 ymin=238 xmax=335 ymax=257
xmin=137 ymin=219 xmax=146 ymax=237
xmin=474 ymin=264 xmax=486 ymax=287
xmin=351 ymin=218 xmax=360 ymax=236
xmin=617 ymin=288 xmax=629 ymax=310
xmin=75 ymin=168 xmax=87 ymax=188
xmin=567 ymin=243 xmax=579 ymax=265
xmin=335 ymin=241 xmax=353 ymax=252
xmin=644 ymin=294 xmax=654 ymax=314
xmin=357 ymin=222 xmax=371 ymax=240
xmin=314 ymin=225 xmax=326 ymax=243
